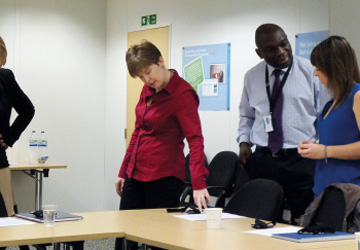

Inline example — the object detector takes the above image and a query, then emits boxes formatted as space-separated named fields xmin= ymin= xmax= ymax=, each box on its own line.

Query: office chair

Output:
xmin=182 ymin=154 xmax=191 ymax=192
xmin=309 ymin=187 xmax=346 ymax=231
xmin=224 ymin=179 xmax=284 ymax=222
xmin=180 ymin=151 xmax=239 ymax=208
xmin=233 ymin=161 xmax=249 ymax=192
xmin=299 ymin=183 xmax=360 ymax=233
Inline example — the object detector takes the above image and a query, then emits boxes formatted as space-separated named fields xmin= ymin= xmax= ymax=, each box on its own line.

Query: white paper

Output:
xmin=0 ymin=217 xmax=36 ymax=227
xmin=173 ymin=212 xmax=245 ymax=221
xmin=244 ymin=226 xmax=300 ymax=237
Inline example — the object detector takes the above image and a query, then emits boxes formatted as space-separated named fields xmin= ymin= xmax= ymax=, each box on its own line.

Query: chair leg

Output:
xmin=140 ymin=244 xmax=149 ymax=250
xmin=64 ymin=241 xmax=84 ymax=250
xmin=53 ymin=243 xmax=62 ymax=250
xmin=32 ymin=244 xmax=49 ymax=250
xmin=19 ymin=246 xmax=30 ymax=250
xmin=123 ymin=240 xmax=139 ymax=250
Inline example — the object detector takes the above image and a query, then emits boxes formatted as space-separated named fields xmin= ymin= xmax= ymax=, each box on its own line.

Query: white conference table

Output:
xmin=9 ymin=163 xmax=67 ymax=210
xmin=0 ymin=209 xmax=357 ymax=250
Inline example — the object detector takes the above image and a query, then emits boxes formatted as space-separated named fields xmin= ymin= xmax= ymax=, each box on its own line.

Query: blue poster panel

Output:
xmin=295 ymin=30 xmax=329 ymax=60
xmin=182 ymin=43 xmax=231 ymax=111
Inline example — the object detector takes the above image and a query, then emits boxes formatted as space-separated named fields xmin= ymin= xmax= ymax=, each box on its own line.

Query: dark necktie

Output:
xmin=268 ymin=69 xmax=283 ymax=154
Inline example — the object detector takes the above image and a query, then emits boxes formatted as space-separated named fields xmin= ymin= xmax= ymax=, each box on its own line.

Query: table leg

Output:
xmin=35 ymin=170 xmax=43 ymax=211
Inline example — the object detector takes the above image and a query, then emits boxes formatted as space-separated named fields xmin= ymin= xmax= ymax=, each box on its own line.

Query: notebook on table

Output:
xmin=15 ymin=211 xmax=83 ymax=223
xmin=272 ymin=231 xmax=356 ymax=243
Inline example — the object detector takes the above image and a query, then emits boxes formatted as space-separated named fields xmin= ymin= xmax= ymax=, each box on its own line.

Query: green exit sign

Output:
xmin=141 ymin=14 xmax=157 ymax=26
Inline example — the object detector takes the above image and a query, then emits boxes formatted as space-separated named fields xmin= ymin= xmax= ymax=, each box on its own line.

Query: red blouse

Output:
xmin=118 ymin=70 xmax=208 ymax=190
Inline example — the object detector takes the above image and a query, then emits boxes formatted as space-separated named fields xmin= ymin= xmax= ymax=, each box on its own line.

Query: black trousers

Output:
xmin=115 ymin=176 xmax=183 ymax=250
xmin=244 ymin=148 xmax=315 ymax=222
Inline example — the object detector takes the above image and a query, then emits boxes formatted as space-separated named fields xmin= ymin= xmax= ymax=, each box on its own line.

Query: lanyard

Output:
xmin=265 ymin=61 xmax=292 ymax=114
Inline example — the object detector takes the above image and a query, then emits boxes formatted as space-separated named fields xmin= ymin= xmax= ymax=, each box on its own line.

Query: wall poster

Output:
xmin=182 ymin=43 xmax=231 ymax=111
xmin=295 ymin=30 xmax=329 ymax=60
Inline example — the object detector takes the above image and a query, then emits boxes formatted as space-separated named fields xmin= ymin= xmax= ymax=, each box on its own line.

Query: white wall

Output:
xmin=104 ymin=0 xmax=128 ymax=210
xmin=0 ymin=0 xmax=106 ymax=212
xmin=1 ymin=0 xmax=340 ymax=213
xmin=329 ymin=0 xmax=360 ymax=60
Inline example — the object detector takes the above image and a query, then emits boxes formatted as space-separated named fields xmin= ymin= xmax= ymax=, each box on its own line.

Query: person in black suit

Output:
xmin=0 ymin=36 xmax=35 ymax=250
xmin=0 ymin=35 xmax=35 ymax=218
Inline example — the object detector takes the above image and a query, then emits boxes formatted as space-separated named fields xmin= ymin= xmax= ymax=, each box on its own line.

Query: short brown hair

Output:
xmin=126 ymin=40 xmax=162 ymax=78
xmin=0 ymin=36 xmax=7 ymax=67
xmin=311 ymin=36 xmax=360 ymax=108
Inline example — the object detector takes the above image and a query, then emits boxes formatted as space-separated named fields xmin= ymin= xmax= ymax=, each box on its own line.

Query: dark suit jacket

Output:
xmin=0 ymin=68 xmax=35 ymax=167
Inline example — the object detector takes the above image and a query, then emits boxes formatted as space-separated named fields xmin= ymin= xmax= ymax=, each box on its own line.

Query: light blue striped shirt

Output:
xmin=237 ymin=56 xmax=330 ymax=148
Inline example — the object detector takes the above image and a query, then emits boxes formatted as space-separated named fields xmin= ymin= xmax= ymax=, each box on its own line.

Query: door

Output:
xmin=126 ymin=27 xmax=170 ymax=146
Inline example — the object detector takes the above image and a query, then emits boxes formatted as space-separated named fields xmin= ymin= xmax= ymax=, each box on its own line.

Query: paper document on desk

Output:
xmin=244 ymin=226 xmax=300 ymax=237
xmin=174 ymin=212 xmax=245 ymax=221
xmin=0 ymin=217 xmax=36 ymax=227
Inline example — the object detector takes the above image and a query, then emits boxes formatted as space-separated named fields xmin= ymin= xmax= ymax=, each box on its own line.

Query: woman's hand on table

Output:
xmin=193 ymin=188 xmax=211 ymax=211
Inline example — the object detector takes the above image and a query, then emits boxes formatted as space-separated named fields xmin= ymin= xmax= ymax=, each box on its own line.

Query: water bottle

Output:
xmin=37 ymin=131 xmax=48 ymax=164
xmin=29 ymin=130 xmax=38 ymax=164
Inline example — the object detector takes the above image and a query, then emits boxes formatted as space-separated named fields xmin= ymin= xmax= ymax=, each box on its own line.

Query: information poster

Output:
xmin=295 ymin=30 xmax=329 ymax=60
xmin=182 ymin=43 xmax=230 ymax=111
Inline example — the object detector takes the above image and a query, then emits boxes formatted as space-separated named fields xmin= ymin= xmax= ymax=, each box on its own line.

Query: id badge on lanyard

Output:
xmin=263 ymin=115 xmax=274 ymax=132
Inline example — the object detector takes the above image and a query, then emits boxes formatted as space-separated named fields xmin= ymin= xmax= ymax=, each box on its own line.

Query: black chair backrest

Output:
xmin=224 ymin=179 xmax=284 ymax=222
xmin=311 ymin=187 xmax=346 ymax=231
xmin=206 ymin=151 xmax=239 ymax=196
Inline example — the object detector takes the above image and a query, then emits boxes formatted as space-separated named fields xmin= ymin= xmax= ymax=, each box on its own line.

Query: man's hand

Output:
xmin=239 ymin=142 xmax=252 ymax=164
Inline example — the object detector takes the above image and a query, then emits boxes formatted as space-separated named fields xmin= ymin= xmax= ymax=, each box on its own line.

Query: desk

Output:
xmin=9 ymin=163 xmax=67 ymax=210
xmin=123 ymin=209 xmax=358 ymax=250
xmin=0 ymin=211 xmax=125 ymax=247
xmin=0 ymin=210 xmax=357 ymax=250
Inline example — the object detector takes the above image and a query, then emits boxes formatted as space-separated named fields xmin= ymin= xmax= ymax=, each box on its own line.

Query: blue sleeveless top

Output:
xmin=313 ymin=83 xmax=360 ymax=198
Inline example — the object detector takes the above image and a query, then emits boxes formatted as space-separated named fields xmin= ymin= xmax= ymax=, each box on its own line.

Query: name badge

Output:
xmin=263 ymin=115 xmax=274 ymax=132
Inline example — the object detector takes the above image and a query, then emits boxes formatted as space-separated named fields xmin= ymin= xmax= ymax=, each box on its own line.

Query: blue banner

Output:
xmin=295 ymin=30 xmax=329 ymax=60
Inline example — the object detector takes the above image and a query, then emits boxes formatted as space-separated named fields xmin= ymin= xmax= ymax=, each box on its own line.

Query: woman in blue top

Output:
xmin=298 ymin=36 xmax=360 ymax=198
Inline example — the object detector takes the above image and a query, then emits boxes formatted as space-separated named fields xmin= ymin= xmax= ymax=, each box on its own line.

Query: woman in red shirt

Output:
xmin=114 ymin=41 xmax=210 ymax=249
